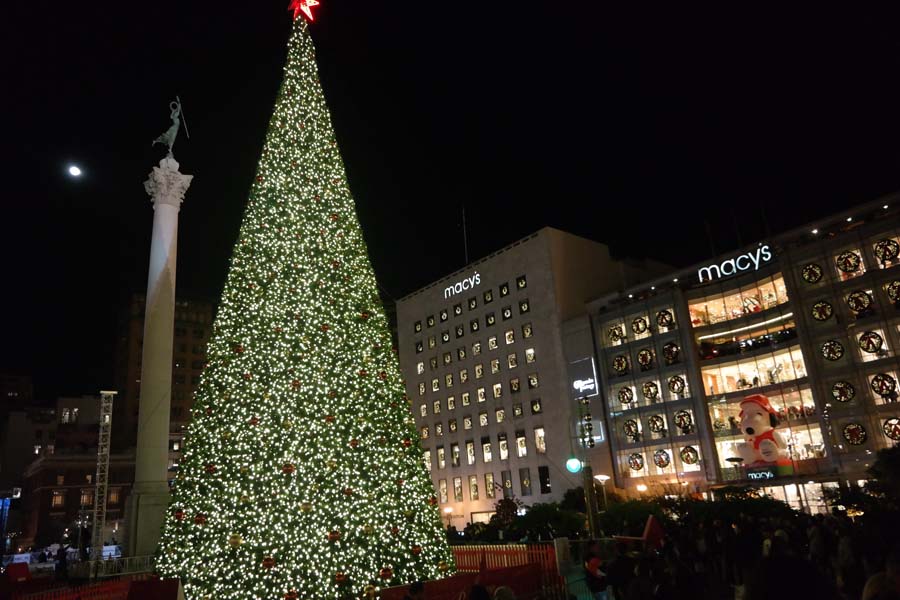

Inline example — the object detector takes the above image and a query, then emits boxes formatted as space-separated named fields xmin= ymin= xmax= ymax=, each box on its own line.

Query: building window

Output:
xmin=472 ymin=342 xmax=482 ymax=356
xmin=450 ymin=443 xmax=460 ymax=467
xmin=468 ymin=297 xmax=478 ymax=310
xmin=420 ymin=404 xmax=428 ymax=417
xmin=538 ymin=466 xmax=551 ymax=494
xmin=453 ymin=303 xmax=463 ymax=316
xmin=427 ymin=315 xmax=435 ymax=327
xmin=482 ymin=437 xmax=493 ymax=463
xmin=51 ymin=490 xmax=65 ymax=508
xmin=534 ymin=427 xmax=546 ymax=454
xmin=491 ymin=359 xmax=500 ymax=374
xmin=508 ymin=353 xmax=518 ymax=369
xmin=527 ymin=373 xmax=539 ymax=389
xmin=439 ymin=479 xmax=448 ymax=503
xmin=469 ymin=474 xmax=479 ymax=500
xmin=520 ymin=468 xmax=532 ymax=496
xmin=522 ymin=323 xmax=533 ymax=338
xmin=435 ymin=423 xmax=443 ymax=437
xmin=502 ymin=306 xmax=513 ymax=320
xmin=466 ymin=441 xmax=476 ymax=465
xmin=61 ymin=409 xmax=71 ymax=424
xmin=500 ymin=283 xmax=510 ymax=297
xmin=34 ymin=445 xmax=42 ymax=455
xmin=437 ymin=447 xmax=446 ymax=469
xmin=421 ymin=426 xmax=429 ymax=440
xmin=510 ymin=378 xmax=521 ymax=393
xmin=464 ymin=415 xmax=473 ymax=430
xmin=475 ymin=364 xmax=484 ymax=379
xmin=418 ymin=382 xmax=426 ymax=396
xmin=414 ymin=320 xmax=422 ymax=333
xmin=424 ymin=450 xmax=432 ymax=471
xmin=470 ymin=319 xmax=480 ymax=333
xmin=531 ymin=398 xmax=543 ymax=414
xmin=479 ymin=412 xmax=489 ymax=427
xmin=501 ymin=470 xmax=513 ymax=498
xmin=499 ymin=434 xmax=509 ymax=460
xmin=430 ymin=357 xmax=438 ymax=370
xmin=505 ymin=330 xmax=515 ymax=345
xmin=486 ymin=313 xmax=496 ymax=327
xmin=56 ymin=475 xmax=65 ymax=485
xmin=495 ymin=408 xmax=505 ymax=423
xmin=460 ymin=369 xmax=468 ymax=384
xmin=455 ymin=325 xmax=465 ymax=338
xmin=428 ymin=336 xmax=436 ymax=349
xmin=461 ymin=392 xmax=471 ymax=406
xmin=457 ymin=347 xmax=467 ymax=360
xmin=108 ymin=488 xmax=121 ymax=504
xmin=440 ymin=309 xmax=449 ymax=322
xmin=516 ymin=430 xmax=528 ymax=457
xmin=192 ymin=328 xmax=205 ymax=338
xmin=432 ymin=378 xmax=440 ymax=392
xmin=516 ymin=275 xmax=527 ymax=290
xmin=80 ymin=489 xmax=93 ymax=507
xmin=477 ymin=387 xmax=486 ymax=402
xmin=519 ymin=299 xmax=530 ymax=314
xmin=441 ymin=330 xmax=450 ymax=344
xmin=445 ymin=373 xmax=454 ymax=388
xmin=433 ymin=400 xmax=441 ymax=415
xmin=514 ymin=403 xmax=524 ymax=418
xmin=525 ymin=348 xmax=535 ymax=363
xmin=449 ymin=419 xmax=458 ymax=433
xmin=447 ymin=396 xmax=456 ymax=410
xmin=485 ymin=473 xmax=496 ymax=498
xmin=417 ymin=361 xmax=424 ymax=374
xmin=489 ymin=336 xmax=498 ymax=350
xmin=484 ymin=290 xmax=494 ymax=304
xmin=453 ymin=477 xmax=463 ymax=502
xmin=492 ymin=383 xmax=502 ymax=399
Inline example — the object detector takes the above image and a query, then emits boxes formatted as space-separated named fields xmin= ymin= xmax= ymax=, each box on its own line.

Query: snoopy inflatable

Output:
xmin=737 ymin=394 xmax=787 ymax=465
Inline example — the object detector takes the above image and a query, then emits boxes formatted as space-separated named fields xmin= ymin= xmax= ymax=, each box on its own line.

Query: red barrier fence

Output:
xmin=380 ymin=564 xmax=543 ymax=600
xmin=12 ymin=573 xmax=152 ymax=600
xmin=452 ymin=543 xmax=565 ymax=599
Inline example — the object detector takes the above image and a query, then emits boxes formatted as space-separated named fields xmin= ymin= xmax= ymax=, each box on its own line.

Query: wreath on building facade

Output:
xmin=656 ymin=310 xmax=675 ymax=329
xmin=632 ymin=316 xmax=649 ymax=335
xmin=618 ymin=387 xmax=634 ymax=405
xmin=642 ymin=380 xmax=660 ymax=400
xmin=886 ymin=281 xmax=900 ymax=303
xmin=802 ymin=263 xmax=823 ymax=283
xmin=653 ymin=449 xmax=671 ymax=468
xmin=668 ymin=375 xmax=686 ymax=395
xmin=647 ymin=414 xmax=666 ymax=434
xmin=680 ymin=446 xmax=699 ymax=465
xmin=874 ymin=238 xmax=900 ymax=263
xmin=637 ymin=348 xmax=654 ymax=370
xmin=836 ymin=251 xmax=862 ymax=273
xmin=842 ymin=422 xmax=868 ymax=445
xmin=607 ymin=324 xmax=625 ymax=344
xmin=822 ymin=340 xmax=845 ymax=361
xmin=612 ymin=355 xmax=629 ymax=374
xmin=858 ymin=331 xmax=884 ymax=354
xmin=628 ymin=453 xmax=644 ymax=471
xmin=847 ymin=290 xmax=873 ymax=313
xmin=830 ymin=380 xmax=856 ymax=403
xmin=811 ymin=301 xmax=833 ymax=321
xmin=662 ymin=342 xmax=680 ymax=365
xmin=623 ymin=419 xmax=640 ymax=441
xmin=870 ymin=373 xmax=897 ymax=397
xmin=674 ymin=410 xmax=693 ymax=433
xmin=883 ymin=417 xmax=900 ymax=441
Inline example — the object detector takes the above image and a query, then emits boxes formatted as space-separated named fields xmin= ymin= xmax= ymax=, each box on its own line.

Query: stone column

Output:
xmin=125 ymin=156 xmax=192 ymax=557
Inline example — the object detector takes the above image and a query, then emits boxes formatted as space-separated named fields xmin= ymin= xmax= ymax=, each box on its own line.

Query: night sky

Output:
xmin=4 ymin=2 xmax=900 ymax=399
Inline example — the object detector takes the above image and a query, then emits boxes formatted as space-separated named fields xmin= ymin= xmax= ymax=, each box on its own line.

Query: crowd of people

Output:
xmin=580 ymin=512 xmax=900 ymax=600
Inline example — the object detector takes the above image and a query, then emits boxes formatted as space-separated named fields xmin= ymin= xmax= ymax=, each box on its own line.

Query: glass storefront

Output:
xmin=700 ymin=345 xmax=807 ymax=396
xmin=689 ymin=275 xmax=788 ymax=327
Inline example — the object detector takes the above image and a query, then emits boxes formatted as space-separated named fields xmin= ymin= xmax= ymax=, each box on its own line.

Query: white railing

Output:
xmin=69 ymin=554 xmax=154 ymax=579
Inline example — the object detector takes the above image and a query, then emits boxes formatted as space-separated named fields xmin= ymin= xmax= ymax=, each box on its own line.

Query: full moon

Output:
xmin=68 ymin=165 xmax=82 ymax=177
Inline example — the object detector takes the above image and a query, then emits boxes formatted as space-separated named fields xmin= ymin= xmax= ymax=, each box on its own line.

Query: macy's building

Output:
xmin=589 ymin=195 xmax=900 ymax=511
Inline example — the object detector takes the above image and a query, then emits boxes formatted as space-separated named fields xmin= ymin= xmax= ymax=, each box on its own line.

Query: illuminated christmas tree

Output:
xmin=156 ymin=3 xmax=454 ymax=598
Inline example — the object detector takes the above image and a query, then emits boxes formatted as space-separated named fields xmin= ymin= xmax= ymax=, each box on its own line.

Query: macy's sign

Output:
xmin=698 ymin=245 xmax=772 ymax=283
xmin=444 ymin=272 xmax=481 ymax=299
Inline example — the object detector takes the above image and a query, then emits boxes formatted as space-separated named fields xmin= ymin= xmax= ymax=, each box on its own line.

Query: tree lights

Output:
xmin=155 ymin=12 xmax=453 ymax=599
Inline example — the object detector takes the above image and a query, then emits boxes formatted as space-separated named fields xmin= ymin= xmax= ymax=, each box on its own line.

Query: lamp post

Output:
xmin=443 ymin=507 xmax=453 ymax=528
xmin=594 ymin=474 xmax=610 ymax=511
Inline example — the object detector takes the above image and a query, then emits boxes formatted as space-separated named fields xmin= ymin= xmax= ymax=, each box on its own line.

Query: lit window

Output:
xmin=519 ymin=300 xmax=530 ymax=314
xmin=477 ymin=387 xmax=486 ymax=403
xmin=418 ymin=382 xmax=426 ymax=396
xmin=439 ymin=479 xmax=448 ymax=503
xmin=516 ymin=275 xmax=527 ymax=290
xmin=505 ymin=330 xmax=515 ymax=345
xmin=461 ymin=392 xmax=471 ymax=406
xmin=502 ymin=306 xmax=513 ymax=320
xmin=449 ymin=419 xmax=458 ymax=432
xmin=486 ymin=313 xmax=496 ymax=327
xmin=489 ymin=337 xmax=498 ymax=350
xmin=428 ymin=336 xmax=436 ymax=349
xmin=464 ymin=415 xmax=473 ymax=430
xmin=499 ymin=434 xmax=509 ymax=460
xmin=433 ymin=400 xmax=441 ymax=415
xmin=455 ymin=325 xmax=464 ymax=339
xmin=491 ymin=359 xmax=500 ymax=374
xmin=421 ymin=426 xmax=429 ymax=440
xmin=495 ymin=408 xmax=505 ymax=423
xmin=432 ymin=378 xmax=440 ymax=392
xmin=473 ymin=342 xmax=482 ymax=356
xmin=457 ymin=347 xmax=467 ymax=360
xmin=450 ymin=443 xmax=460 ymax=467
xmin=414 ymin=321 xmax=422 ymax=333
xmin=513 ymin=403 xmax=524 ymax=418
xmin=530 ymin=399 xmax=542 ymax=414
xmin=80 ymin=489 xmax=93 ymax=507
xmin=475 ymin=364 xmax=484 ymax=379
xmin=453 ymin=303 xmax=463 ymax=316
xmin=508 ymin=353 xmax=518 ymax=369
xmin=484 ymin=290 xmax=493 ymax=304
xmin=436 ymin=423 xmax=443 ymax=437
xmin=466 ymin=441 xmax=476 ymax=465
xmin=525 ymin=348 xmax=535 ymax=363
xmin=482 ymin=438 xmax=493 ymax=463
xmin=427 ymin=315 xmax=435 ymax=327
xmin=441 ymin=330 xmax=450 ymax=344
xmin=520 ymin=468 xmax=532 ymax=496
xmin=527 ymin=373 xmax=539 ymax=389
xmin=479 ymin=412 xmax=489 ymax=427
xmin=51 ymin=490 xmax=65 ymax=508
xmin=424 ymin=450 xmax=432 ymax=471
xmin=453 ymin=477 xmax=463 ymax=501
xmin=417 ymin=361 xmax=424 ymax=374
xmin=500 ymin=283 xmax=510 ymax=297
xmin=522 ymin=323 xmax=533 ymax=338
xmin=485 ymin=473 xmax=496 ymax=498
xmin=493 ymin=383 xmax=502 ymax=399
xmin=445 ymin=373 xmax=454 ymax=388
xmin=469 ymin=474 xmax=479 ymax=500
xmin=470 ymin=319 xmax=480 ymax=333
xmin=447 ymin=396 xmax=456 ymax=410
xmin=429 ymin=357 xmax=438 ymax=370
xmin=468 ymin=297 xmax=478 ymax=310
xmin=420 ymin=404 xmax=427 ymax=417
xmin=534 ymin=427 xmax=546 ymax=454
xmin=440 ymin=309 xmax=449 ymax=322
xmin=61 ymin=409 xmax=71 ymax=424
xmin=510 ymin=378 xmax=520 ymax=393
xmin=437 ymin=447 xmax=446 ymax=469
xmin=460 ymin=369 xmax=468 ymax=383
xmin=516 ymin=431 xmax=528 ymax=458
xmin=108 ymin=488 xmax=121 ymax=504
xmin=34 ymin=445 xmax=42 ymax=455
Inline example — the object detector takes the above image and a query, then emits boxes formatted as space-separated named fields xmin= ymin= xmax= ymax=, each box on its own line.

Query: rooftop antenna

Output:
xmin=177 ymin=95 xmax=191 ymax=140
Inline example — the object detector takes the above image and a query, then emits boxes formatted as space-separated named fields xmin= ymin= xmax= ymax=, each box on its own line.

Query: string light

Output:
xmin=156 ymin=15 xmax=453 ymax=599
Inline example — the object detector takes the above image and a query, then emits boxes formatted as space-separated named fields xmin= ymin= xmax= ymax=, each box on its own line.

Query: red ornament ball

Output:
xmin=343 ymin=487 xmax=353 ymax=496
xmin=328 ymin=530 xmax=341 ymax=542
xmin=396 ymin=479 xmax=404 ymax=486
xmin=321 ymin=324 xmax=330 ymax=332
xmin=328 ymin=390 xmax=337 ymax=398
xmin=249 ymin=416 xmax=259 ymax=426
xmin=325 ymin=415 xmax=335 ymax=423
xmin=291 ymin=380 xmax=301 ymax=389
xmin=194 ymin=513 xmax=207 ymax=525
xmin=205 ymin=407 xmax=213 ymax=416
xmin=284 ymin=591 xmax=298 ymax=600
xmin=282 ymin=463 xmax=295 ymax=475
xmin=379 ymin=567 xmax=393 ymax=579
xmin=379 ymin=371 xmax=387 ymax=380
xmin=391 ymin=526 xmax=400 ymax=536
xmin=411 ymin=545 xmax=422 ymax=555
xmin=428 ymin=496 xmax=438 ymax=506
xmin=361 ymin=312 xmax=370 ymax=320
xmin=262 ymin=556 xmax=275 ymax=569
xmin=335 ymin=571 xmax=347 ymax=583
xmin=242 ymin=372 xmax=252 ymax=380
xmin=402 ymin=438 xmax=412 ymax=448
xmin=358 ymin=369 xmax=368 ymax=377
xmin=330 ymin=213 xmax=339 ymax=221
xmin=350 ymin=439 xmax=360 ymax=448
xmin=256 ymin=175 xmax=263 ymax=183
xmin=174 ymin=509 xmax=185 ymax=521
xmin=205 ymin=464 xmax=217 ymax=474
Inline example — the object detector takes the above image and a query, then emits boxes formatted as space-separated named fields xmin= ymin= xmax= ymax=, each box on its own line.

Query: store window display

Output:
xmin=696 ymin=317 xmax=797 ymax=361
xmin=688 ymin=275 xmax=788 ymax=327
xmin=700 ymin=345 xmax=807 ymax=395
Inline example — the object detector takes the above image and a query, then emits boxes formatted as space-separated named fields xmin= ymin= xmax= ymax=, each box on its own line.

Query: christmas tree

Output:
xmin=156 ymin=4 xmax=454 ymax=598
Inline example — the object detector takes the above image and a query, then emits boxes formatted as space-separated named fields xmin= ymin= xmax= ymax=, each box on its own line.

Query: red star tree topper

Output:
xmin=290 ymin=0 xmax=320 ymax=21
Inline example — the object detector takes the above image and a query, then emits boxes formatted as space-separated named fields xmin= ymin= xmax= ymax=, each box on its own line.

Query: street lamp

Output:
xmin=594 ymin=474 xmax=610 ymax=511
xmin=443 ymin=506 xmax=453 ymax=528
xmin=636 ymin=484 xmax=648 ymax=494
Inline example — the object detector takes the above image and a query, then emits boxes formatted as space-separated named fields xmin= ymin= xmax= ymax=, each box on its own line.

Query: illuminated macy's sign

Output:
xmin=444 ymin=272 xmax=481 ymax=299
xmin=698 ymin=245 xmax=773 ymax=283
